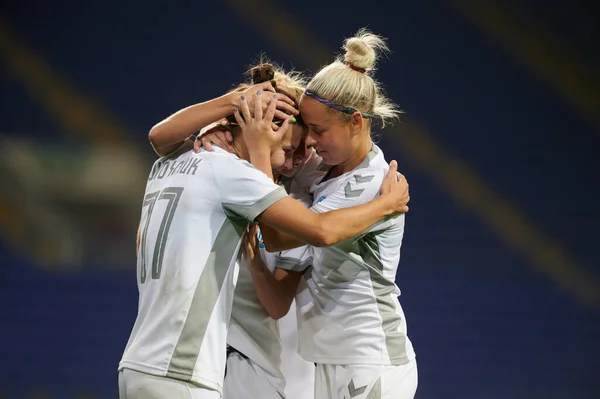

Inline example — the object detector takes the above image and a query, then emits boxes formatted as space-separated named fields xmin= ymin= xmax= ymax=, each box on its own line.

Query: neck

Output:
xmin=332 ymin=132 xmax=372 ymax=177
xmin=231 ymin=137 xmax=249 ymax=161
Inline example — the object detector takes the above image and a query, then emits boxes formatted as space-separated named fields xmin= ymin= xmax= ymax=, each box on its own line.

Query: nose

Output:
xmin=305 ymin=134 xmax=318 ymax=148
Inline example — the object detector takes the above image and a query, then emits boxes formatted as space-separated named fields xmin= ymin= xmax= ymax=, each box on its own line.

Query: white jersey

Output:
xmin=289 ymin=144 xmax=416 ymax=365
xmin=119 ymin=147 xmax=287 ymax=394
xmin=227 ymin=176 xmax=315 ymax=398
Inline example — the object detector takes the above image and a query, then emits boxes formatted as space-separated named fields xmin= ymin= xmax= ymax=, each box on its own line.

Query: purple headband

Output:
xmin=304 ymin=90 xmax=374 ymax=119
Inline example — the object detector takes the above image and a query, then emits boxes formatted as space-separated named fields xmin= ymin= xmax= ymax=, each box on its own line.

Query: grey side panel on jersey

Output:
xmin=358 ymin=233 xmax=409 ymax=365
xmin=277 ymin=255 xmax=313 ymax=272
xmin=166 ymin=217 xmax=246 ymax=380
xmin=223 ymin=186 xmax=288 ymax=222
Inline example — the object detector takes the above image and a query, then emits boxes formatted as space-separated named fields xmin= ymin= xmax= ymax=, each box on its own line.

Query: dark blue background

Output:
xmin=1 ymin=1 xmax=599 ymax=398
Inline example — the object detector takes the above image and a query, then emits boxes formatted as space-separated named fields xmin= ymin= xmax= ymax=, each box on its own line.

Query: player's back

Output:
xmin=119 ymin=146 xmax=287 ymax=394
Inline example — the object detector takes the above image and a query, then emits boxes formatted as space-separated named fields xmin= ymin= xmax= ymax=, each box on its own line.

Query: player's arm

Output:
xmin=257 ymin=163 xmax=408 ymax=251
xmin=149 ymin=92 xmax=241 ymax=157
xmin=242 ymin=225 xmax=306 ymax=319
xmin=148 ymin=82 xmax=297 ymax=157
xmin=250 ymin=267 xmax=303 ymax=319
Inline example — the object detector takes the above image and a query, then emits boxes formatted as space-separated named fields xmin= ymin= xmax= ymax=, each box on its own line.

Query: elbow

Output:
xmin=266 ymin=302 xmax=292 ymax=320
xmin=311 ymin=223 xmax=337 ymax=247
xmin=269 ymin=306 xmax=290 ymax=320
xmin=148 ymin=124 xmax=164 ymax=154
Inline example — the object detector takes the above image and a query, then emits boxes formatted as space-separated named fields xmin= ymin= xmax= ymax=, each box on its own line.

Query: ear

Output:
xmin=350 ymin=111 xmax=363 ymax=136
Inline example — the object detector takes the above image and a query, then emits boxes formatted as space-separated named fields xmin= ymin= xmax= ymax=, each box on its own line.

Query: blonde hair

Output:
xmin=305 ymin=28 xmax=401 ymax=127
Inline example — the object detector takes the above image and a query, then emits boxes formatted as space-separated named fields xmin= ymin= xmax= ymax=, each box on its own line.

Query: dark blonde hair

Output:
xmin=220 ymin=61 xmax=307 ymax=133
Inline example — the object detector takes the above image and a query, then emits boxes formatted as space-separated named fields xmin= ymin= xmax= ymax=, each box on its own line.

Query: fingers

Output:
xmin=233 ymin=107 xmax=246 ymax=130
xmin=200 ymin=135 xmax=214 ymax=151
xmin=274 ymin=110 xmax=291 ymax=121
xmin=383 ymin=160 xmax=398 ymax=183
xmin=276 ymin=92 xmax=296 ymax=107
xmin=238 ymin=96 xmax=251 ymax=127
xmin=193 ymin=136 xmax=203 ymax=152
xmin=225 ymin=131 xmax=233 ymax=143
xmin=254 ymin=91 xmax=263 ymax=121
xmin=248 ymin=223 xmax=259 ymax=238
xmin=276 ymin=99 xmax=298 ymax=115
xmin=263 ymin=94 xmax=278 ymax=123
xmin=275 ymin=117 xmax=292 ymax=141
xmin=258 ymin=81 xmax=275 ymax=93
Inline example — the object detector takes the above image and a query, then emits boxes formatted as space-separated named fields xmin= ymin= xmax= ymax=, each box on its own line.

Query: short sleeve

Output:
xmin=277 ymin=245 xmax=313 ymax=273
xmin=213 ymin=154 xmax=288 ymax=222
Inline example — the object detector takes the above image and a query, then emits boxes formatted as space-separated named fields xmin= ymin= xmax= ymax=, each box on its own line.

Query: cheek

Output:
xmin=322 ymin=131 xmax=346 ymax=153
xmin=270 ymin=150 xmax=285 ymax=169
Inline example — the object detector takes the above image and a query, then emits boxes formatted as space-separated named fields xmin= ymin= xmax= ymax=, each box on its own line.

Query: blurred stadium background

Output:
xmin=1 ymin=0 xmax=599 ymax=398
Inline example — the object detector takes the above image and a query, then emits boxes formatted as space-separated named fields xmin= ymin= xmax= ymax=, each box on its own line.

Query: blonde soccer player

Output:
xmin=250 ymin=29 xmax=419 ymax=399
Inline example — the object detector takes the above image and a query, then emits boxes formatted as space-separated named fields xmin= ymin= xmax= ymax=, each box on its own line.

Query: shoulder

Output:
xmin=345 ymin=145 xmax=389 ymax=192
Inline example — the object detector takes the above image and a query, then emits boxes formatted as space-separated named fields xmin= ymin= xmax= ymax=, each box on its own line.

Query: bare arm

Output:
xmin=257 ymin=172 xmax=406 ymax=251
xmin=250 ymin=267 xmax=303 ymax=319
xmin=242 ymin=225 xmax=303 ymax=319
xmin=149 ymin=82 xmax=297 ymax=157
xmin=148 ymin=92 xmax=240 ymax=157
xmin=258 ymin=166 xmax=408 ymax=251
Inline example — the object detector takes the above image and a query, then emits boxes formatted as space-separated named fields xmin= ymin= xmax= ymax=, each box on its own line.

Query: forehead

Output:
xmin=291 ymin=124 xmax=306 ymax=147
xmin=299 ymin=96 xmax=332 ymax=125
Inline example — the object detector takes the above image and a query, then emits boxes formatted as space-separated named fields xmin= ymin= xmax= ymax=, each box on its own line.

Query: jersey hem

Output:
xmin=118 ymin=361 xmax=223 ymax=394
xmin=299 ymin=353 xmax=415 ymax=366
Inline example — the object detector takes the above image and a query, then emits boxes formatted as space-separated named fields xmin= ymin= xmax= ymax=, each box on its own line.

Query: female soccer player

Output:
xmin=249 ymin=29 xmax=419 ymax=399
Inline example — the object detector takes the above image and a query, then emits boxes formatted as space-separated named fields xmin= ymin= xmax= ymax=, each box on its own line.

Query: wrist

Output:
xmin=377 ymin=195 xmax=396 ymax=216
xmin=249 ymin=260 xmax=268 ymax=274
xmin=224 ymin=91 xmax=241 ymax=109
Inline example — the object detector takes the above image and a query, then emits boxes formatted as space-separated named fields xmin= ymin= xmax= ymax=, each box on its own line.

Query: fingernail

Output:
xmin=233 ymin=108 xmax=238 ymax=112
xmin=241 ymin=95 xmax=245 ymax=100
xmin=273 ymin=94 xmax=277 ymax=99
xmin=257 ymin=90 xmax=261 ymax=95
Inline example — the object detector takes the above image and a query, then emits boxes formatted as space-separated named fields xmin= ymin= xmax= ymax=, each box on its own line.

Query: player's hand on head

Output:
xmin=195 ymin=128 xmax=234 ymax=153
xmin=380 ymin=160 xmax=410 ymax=214
xmin=235 ymin=91 xmax=293 ymax=152
xmin=241 ymin=82 xmax=298 ymax=123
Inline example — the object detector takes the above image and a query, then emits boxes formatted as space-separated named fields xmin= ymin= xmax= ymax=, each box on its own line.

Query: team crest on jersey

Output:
xmin=316 ymin=195 xmax=326 ymax=204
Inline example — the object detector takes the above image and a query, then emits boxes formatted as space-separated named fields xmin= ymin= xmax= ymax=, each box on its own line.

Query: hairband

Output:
xmin=304 ymin=90 xmax=374 ymax=119
xmin=345 ymin=62 xmax=366 ymax=73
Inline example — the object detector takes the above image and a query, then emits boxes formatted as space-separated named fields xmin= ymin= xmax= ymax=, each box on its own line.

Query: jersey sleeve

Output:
xmin=276 ymin=245 xmax=313 ymax=272
xmin=311 ymin=167 xmax=385 ymax=214
xmin=213 ymin=154 xmax=288 ymax=222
